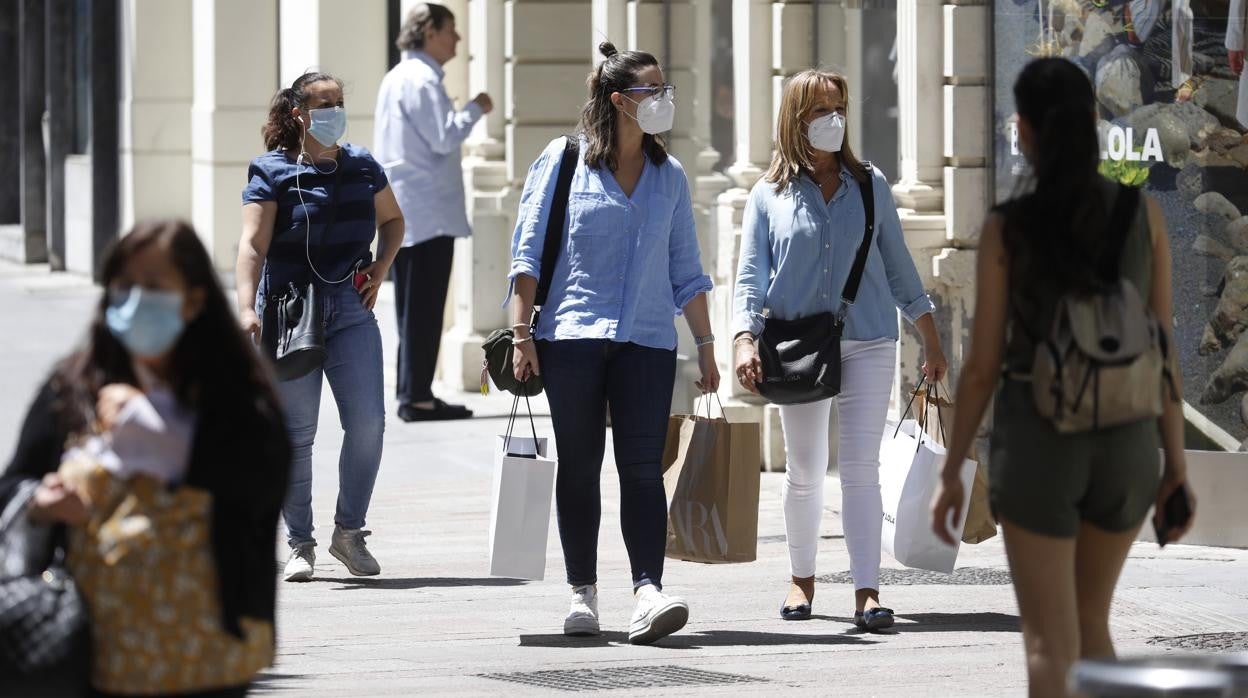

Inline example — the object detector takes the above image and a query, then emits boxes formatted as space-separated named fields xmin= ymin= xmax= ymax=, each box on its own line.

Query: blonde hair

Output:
xmin=765 ymin=70 xmax=869 ymax=193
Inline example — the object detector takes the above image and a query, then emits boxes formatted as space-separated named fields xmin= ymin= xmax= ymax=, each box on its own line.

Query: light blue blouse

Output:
xmin=508 ymin=137 xmax=713 ymax=351
xmin=733 ymin=165 xmax=934 ymax=341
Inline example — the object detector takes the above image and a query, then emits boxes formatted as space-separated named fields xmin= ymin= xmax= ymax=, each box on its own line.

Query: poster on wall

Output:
xmin=994 ymin=0 xmax=1248 ymax=449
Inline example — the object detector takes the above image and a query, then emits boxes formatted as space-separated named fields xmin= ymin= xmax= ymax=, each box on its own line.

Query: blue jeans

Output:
xmin=537 ymin=339 xmax=676 ymax=590
xmin=260 ymin=284 xmax=386 ymax=548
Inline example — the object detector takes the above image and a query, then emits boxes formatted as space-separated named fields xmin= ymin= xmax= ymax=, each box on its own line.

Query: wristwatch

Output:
xmin=694 ymin=333 xmax=715 ymax=347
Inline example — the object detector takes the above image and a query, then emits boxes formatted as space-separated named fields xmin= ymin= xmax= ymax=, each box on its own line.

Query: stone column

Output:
xmin=12 ymin=0 xmax=47 ymax=264
xmin=935 ymin=0 xmax=993 ymax=460
xmin=44 ymin=0 xmax=72 ymax=270
xmin=192 ymin=0 xmax=279 ymax=269
xmin=890 ymin=0 xmax=946 ymax=411
xmin=280 ymin=0 xmax=388 ymax=152
xmin=90 ymin=0 xmax=121 ymax=276
xmin=120 ymin=0 xmax=193 ymax=232
xmin=0 ymin=0 xmax=19 ymax=227
xmin=440 ymin=0 xmax=590 ymax=391
xmin=626 ymin=0 xmax=733 ymax=413
xmin=892 ymin=0 xmax=945 ymax=243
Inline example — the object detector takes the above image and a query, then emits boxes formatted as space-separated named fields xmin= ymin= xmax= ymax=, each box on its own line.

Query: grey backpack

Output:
xmin=1025 ymin=185 xmax=1178 ymax=433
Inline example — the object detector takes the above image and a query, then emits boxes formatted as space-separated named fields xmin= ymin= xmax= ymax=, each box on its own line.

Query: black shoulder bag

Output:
xmin=482 ymin=137 xmax=580 ymax=397
xmin=756 ymin=165 xmax=876 ymax=405
xmin=261 ymin=159 xmax=349 ymax=382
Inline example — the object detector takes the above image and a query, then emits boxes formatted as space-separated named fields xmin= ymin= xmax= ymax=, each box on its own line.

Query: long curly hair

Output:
xmin=577 ymin=42 xmax=669 ymax=171
xmin=261 ymin=71 xmax=344 ymax=152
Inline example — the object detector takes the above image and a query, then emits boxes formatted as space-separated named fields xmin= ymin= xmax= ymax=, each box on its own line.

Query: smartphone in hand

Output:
xmin=353 ymin=270 xmax=370 ymax=292
xmin=1154 ymin=484 xmax=1193 ymax=548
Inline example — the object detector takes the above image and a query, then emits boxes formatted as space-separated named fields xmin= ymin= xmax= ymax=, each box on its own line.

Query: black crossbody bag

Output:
xmin=481 ymin=136 xmax=580 ymax=397
xmin=261 ymin=160 xmax=352 ymax=382
xmin=757 ymin=164 xmax=876 ymax=405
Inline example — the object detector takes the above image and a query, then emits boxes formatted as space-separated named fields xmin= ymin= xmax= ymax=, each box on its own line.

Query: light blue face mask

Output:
xmin=105 ymin=287 xmax=186 ymax=358
xmin=306 ymin=106 xmax=347 ymax=146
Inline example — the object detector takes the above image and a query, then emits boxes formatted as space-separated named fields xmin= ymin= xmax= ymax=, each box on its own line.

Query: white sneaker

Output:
xmin=329 ymin=526 xmax=380 ymax=576
xmin=563 ymin=585 xmax=601 ymax=636
xmin=283 ymin=543 xmax=315 ymax=582
xmin=628 ymin=584 xmax=689 ymax=645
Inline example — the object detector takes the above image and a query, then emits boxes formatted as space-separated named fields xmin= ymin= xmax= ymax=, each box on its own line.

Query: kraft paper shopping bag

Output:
xmin=663 ymin=395 xmax=762 ymax=564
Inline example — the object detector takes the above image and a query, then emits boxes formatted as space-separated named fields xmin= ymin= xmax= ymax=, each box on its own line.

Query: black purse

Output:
xmin=481 ymin=136 xmax=580 ymax=397
xmin=261 ymin=158 xmax=350 ymax=382
xmin=757 ymin=165 xmax=876 ymax=405
xmin=0 ymin=480 xmax=90 ymax=680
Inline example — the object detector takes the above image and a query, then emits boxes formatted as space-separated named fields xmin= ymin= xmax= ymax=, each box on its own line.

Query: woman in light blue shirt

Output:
xmin=732 ymin=70 xmax=948 ymax=630
xmin=508 ymin=42 xmax=719 ymax=646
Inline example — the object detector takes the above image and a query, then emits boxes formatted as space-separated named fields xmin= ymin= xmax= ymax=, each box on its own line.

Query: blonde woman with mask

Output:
xmin=732 ymin=70 xmax=947 ymax=629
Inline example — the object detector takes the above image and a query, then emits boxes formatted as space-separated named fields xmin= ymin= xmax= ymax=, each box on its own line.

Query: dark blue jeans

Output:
xmin=538 ymin=339 xmax=676 ymax=590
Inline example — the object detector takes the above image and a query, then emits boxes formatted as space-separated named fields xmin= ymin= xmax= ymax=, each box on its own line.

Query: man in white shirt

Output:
xmin=374 ymin=3 xmax=492 ymax=421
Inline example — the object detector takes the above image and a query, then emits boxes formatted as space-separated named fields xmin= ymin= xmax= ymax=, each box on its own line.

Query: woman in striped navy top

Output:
xmin=236 ymin=71 xmax=405 ymax=584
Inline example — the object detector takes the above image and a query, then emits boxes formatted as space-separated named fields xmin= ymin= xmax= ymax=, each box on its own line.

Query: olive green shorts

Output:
xmin=988 ymin=382 xmax=1161 ymax=538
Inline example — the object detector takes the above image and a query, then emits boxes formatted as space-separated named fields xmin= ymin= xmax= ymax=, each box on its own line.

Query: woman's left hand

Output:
xmin=922 ymin=342 xmax=949 ymax=383
xmin=696 ymin=346 xmax=721 ymax=394
xmin=930 ymin=472 xmax=966 ymax=547
xmin=357 ymin=261 xmax=389 ymax=310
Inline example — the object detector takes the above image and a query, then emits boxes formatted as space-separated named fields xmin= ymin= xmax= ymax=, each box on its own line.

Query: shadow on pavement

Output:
xmin=891 ymin=612 xmax=1020 ymax=633
xmin=250 ymin=671 xmax=309 ymax=693
xmin=520 ymin=629 xmax=878 ymax=649
xmin=318 ymin=576 xmax=528 ymax=590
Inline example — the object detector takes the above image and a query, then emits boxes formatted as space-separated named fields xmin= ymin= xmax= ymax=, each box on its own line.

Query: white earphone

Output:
xmin=292 ymin=112 xmax=356 ymax=285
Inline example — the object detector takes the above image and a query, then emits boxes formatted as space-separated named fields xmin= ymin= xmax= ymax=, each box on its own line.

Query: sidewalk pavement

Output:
xmin=2 ymin=261 xmax=1246 ymax=697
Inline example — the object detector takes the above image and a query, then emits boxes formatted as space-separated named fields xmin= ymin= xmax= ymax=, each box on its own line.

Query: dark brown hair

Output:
xmin=261 ymin=71 xmax=344 ymax=152
xmin=1003 ymin=57 xmax=1108 ymax=296
xmin=52 ymin=220 xmax=282 ymax=437
xmin=396 ymin=3 xmax=454 ymax=52
xmin=578 ymin=42 xmax=669 ymax=171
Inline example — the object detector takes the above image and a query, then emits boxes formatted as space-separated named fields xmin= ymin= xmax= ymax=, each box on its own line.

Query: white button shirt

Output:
xmin=373 ymin=50 xmax=484 ymax=247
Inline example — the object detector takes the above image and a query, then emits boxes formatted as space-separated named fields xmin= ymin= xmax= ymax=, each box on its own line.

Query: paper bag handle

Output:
xmin=504 ymin=392 xmax=540 ymax=456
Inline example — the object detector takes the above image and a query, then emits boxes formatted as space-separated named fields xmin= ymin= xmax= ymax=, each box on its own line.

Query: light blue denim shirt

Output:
xmin=733 ymin=164 xmax=935 ymax=341
xmin=508 ymin=136 xmax=713 ymax=351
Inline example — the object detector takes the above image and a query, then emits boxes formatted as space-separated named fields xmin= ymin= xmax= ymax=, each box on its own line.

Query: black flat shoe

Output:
xmin=780 ymin=602 xmax=812 ymax=621
xmin=397 ymin=398 xmax=473 ymax=422
xmin=853 ymin=607 xmax=895 ymax=631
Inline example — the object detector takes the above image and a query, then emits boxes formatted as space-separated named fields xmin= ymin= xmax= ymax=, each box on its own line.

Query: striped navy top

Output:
xmin=242 ymin=143 xmax=390 ymax=295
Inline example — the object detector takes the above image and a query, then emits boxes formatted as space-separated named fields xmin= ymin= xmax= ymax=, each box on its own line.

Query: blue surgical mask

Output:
xmin=105 ymin=287 xmax=186 ymax=358
xmin=306 ymin=106 xmax=347 ymax=146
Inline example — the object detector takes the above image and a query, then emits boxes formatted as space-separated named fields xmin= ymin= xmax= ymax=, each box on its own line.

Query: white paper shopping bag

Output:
xmin=879 ymin=419 xmax=976 ymax=574
xmin=487 ymin=426 xmax=556 ymax=580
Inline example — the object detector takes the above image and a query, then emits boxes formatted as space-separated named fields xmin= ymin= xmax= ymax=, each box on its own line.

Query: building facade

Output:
xmin=2 ymin=0 xmax=996 ymax=469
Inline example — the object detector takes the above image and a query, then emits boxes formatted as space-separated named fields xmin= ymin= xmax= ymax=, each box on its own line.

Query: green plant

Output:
xmin=1098 ymin=153 xmax=1151 ymax=186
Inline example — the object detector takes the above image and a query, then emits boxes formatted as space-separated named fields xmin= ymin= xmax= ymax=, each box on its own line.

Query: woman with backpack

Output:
xmin=732 ymin=69 xmax=947 ymax=630
xmin=236 ymin=71 xmax=405 ymax=582
xmin=508 ymin=42 xmax=718 ymax=645
xmin=931 ymin=57 xmax=1195 ymax=697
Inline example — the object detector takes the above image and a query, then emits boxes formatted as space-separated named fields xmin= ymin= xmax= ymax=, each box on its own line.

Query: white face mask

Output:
xmin=807 ymin=113 xmax=845 ymax=153
xmin=623 ymin=94 xmax=676 ymax=135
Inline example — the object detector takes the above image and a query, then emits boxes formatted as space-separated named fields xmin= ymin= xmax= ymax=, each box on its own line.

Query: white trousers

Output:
xmin=779 ymin=339 xmax=897 ymax=590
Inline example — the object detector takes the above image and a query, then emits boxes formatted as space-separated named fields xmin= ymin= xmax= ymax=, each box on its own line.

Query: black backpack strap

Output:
xmin=534 ymin=136 xmax=580 ymax=308
xmin=1097 ymin=183 xmax=1140 ymax=282
xmin=837 ymin=161 xmax=876 ymax=316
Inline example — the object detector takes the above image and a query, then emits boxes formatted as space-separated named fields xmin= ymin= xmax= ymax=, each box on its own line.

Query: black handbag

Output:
xmin=0 ymin=480 xmax=90 ymax=680
xmin=261 ymin=157 xmax=350 ymax=382
xmin=757 ymin=164 xmax=876 ymax=405
xmin=481 ymin=136 xmax=580 ymax=397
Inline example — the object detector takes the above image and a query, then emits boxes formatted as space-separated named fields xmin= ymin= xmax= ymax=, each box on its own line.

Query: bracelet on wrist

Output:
xmin=511 ymin=335 xmax=534 ymax=346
